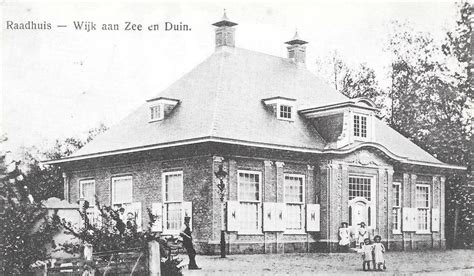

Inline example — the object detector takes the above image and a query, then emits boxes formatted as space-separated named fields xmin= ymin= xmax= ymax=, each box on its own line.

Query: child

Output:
xmin=357 ymin=222 xmax=369 ymax=248
xmin=372 ymin=235 xmax=386 ymax=271
xmin=360 ymin=238 xmax=373 ymax=271
xmin=338 ymin=222 xmax=350 ymax=252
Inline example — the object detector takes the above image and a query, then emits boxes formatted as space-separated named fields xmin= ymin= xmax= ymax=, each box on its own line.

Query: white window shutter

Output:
xmin=226 ymin=201 xmax=239 ymax=231
xmin=182 ymin=201 xmax=193 ymax=231
xmin=306 ymin=204 xmax=320 ymax=232
xmin=431 ymin=208 xmax=440 ymax=232
xmin=151 ymin=203 xmax=163 ymax=232
xmin=275 ymin=203 xmax=286 ymax=231
xmin=263 ymin=202 xmax=275 ymax=232
xmin=402 ymin=207 xmax=417 ymax=232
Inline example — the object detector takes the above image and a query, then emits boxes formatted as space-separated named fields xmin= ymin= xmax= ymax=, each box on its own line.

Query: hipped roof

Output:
xmin=48 ymin=47 xmax=464 ymax=170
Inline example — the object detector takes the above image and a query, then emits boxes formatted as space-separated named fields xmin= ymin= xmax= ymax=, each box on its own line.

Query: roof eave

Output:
xmin=42 ymin=138 xmax=466 ymax=171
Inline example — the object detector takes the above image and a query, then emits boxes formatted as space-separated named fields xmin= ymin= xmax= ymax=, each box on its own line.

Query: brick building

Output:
xmin=47 ymin=13 xmax=464 ymax=254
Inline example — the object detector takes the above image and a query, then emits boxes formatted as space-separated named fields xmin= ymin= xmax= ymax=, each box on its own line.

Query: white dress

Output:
xmin=361 ymin=244 xmax=373 ymax=261
xmin=373 ymin=243 xmax=385 ymax=264
xmin=339 ymin=228 xmax=350 ymax=246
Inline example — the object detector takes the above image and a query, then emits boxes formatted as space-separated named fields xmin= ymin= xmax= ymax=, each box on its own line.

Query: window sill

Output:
xmin=149 ymin=118 xmax=164 ymax=123
xmin=416 ymin=231 xmax=432 ymax=235
xmin=392 ymin=230 xmax=402 ymax=235
xmin=238 ymin=231 xmax=264 ymax=236
xmin=284 ymin=230 xmax=306 ymax=235
xmin=162 ymin=231 xmax=180 ymax=236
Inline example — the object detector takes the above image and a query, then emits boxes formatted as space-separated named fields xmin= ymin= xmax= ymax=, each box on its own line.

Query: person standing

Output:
xmin=360 ymin=238 xmax=373 ymax=271
xmin=357 ymin=222 xmax=369 ymax=248
xmin=180 ymin=216 xmax=201 ymax=270
xmin=372 ymin=235 xmax=386 ymax=271
xmin=338 ymin=222 xmax=351 ymax=252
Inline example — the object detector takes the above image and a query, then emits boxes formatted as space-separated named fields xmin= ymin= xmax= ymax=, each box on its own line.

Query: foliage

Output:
xmin=385 ymin=6 xmax=471 ymax=248
xmin=0 ymin=148 xmax=61 ymax=274
xmin=58 ymin=200 xmax=183 ymax=275
xmin=314 ymin=51 xmax=385 ymax=106
xmin=15 ymin=123 xmax=108 ymax=202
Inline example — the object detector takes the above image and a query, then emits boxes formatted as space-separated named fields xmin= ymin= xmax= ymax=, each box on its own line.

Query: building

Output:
xmin=46 ymin=12 xmax=465 ymax=254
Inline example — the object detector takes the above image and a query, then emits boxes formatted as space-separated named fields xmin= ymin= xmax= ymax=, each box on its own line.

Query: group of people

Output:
xmin=339 ymin=222 xmax=386 ymax=271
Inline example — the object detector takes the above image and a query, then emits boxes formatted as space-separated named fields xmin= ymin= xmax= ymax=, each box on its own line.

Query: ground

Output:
xmin=180 ymin=249 xmax=473 ymax=275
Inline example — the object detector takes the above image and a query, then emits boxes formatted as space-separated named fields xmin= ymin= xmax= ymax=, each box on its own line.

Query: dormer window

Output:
xmin=262 ymin=96 xmax=296 ymax=122
xmin=150 ymin=105 xmax=164 ymax=122
xmin=353 ymin=114 xmax=368 ymax=138
xmin=279 ymin=104 xmax=293 ymax=120
xmin=146 ymin=97 xmax=180 ymax=123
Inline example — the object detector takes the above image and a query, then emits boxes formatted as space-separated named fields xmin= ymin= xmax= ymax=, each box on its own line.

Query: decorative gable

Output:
xmin=146 ymin=97 xmax=179 ymax=122
xmin=262 ymin=96 xmax=296 ymax=121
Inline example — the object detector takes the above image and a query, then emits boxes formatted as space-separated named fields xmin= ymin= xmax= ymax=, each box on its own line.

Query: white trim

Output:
xmin=111 ymin=175 xmax=133 ymax=205
xmin=348 ymin=174 xmax=377 ymax=229
xmin=149 ymin=104 xmax=164 ymax=122
xmin=283 ymin=173 xmax=305 ymax=233
xmin=415 ymin=184 xmax=431 ymax=233
xmin=78 ymin=179 xmax=95 ymax=202
xmin=43 ymin=137 xmax=466 ymax=171
xmin=353 ymin=113 xmax=369 ymax=141
xmin=277 ymin=103 xmax=295 ymax=121
xmin=392 ymin=182 xmax=402 ymax=234
xmin=162 ymin=171 xmax=184 ymax=235
xmin=237 ymin=170 xmax=262 ymax=234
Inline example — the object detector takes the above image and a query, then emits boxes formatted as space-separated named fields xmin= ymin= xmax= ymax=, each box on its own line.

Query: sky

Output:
xmin=1 ymin=0 xmax=461 ymax=157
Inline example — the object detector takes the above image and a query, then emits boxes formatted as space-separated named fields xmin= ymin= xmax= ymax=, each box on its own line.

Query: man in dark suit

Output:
xmin=180 ymin=216 xmax=201 ymax=270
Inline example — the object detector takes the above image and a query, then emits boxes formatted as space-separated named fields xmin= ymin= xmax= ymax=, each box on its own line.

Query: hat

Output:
xmin=341 ymin=222 xmax=348 ymax=227
xmin=358 ymin=222 xmax=366 ymax=226
xmin=184 ymin=216 xmax=191 ymax=222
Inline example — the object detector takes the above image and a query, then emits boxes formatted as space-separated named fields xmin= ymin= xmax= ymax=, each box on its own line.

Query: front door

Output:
xmin=351 ymin=200 xmax=369 ymax=226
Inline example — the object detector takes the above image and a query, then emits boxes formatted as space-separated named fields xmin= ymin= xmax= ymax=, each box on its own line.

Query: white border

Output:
xmin=161 ymin=170 xmax=184 ymax=235
xmin=283 ymin=173 xmax=306 ymax=234
xmin=415 ymin=184 xmax=431 ymax=234
xmin=237 ymin=170 xmax=263 ymax=234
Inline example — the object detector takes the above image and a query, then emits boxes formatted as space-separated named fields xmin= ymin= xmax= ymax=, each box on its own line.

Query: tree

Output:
xmin=0 ymin=147 xmax=61 ymax=274
xmin=314 ymin=51 xmax=385 ymax=106
xmin=19 ymin=123 xmax=108 ymax=202
xmin=386 ymin=12 xmax=472 ymax=248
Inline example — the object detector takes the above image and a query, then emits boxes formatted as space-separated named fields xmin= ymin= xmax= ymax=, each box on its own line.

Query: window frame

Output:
xmin=392 ymin=182 xmax=402 ymax=234
xmin=353 ymin=113 xmax=368 ymax=139
xmin=283 ymin=173 xmax=306 ymax=234
xmin=111 ymin=175 xmax=133 ymax=206
xmin=277 ymin=103 xmax=294 ymax=121
xmin=348 ymin=174 xmax=377 ymax=228
xmin=79 ymin=179 xmax=96 ymax=204
xmin=415 ymin=184 xmax=431 ymax=233
xmin=162 ymin=171 xmax=184 ymax=235
xmin=149 ymin=104 xmax=164 ymax=122
xmin=237 ymin=170 xmax=262 ymax=234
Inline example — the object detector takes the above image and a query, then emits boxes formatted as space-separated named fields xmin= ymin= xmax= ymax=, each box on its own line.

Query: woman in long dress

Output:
xmin=357 ymin=222 xmax=369 ymax=248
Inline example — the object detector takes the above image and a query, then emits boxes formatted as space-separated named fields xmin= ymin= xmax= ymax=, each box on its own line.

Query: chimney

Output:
xmin=285 ymin=30 xmax=308 ymax=64
xmin=212 ymin=10 xmax=238 ymax=48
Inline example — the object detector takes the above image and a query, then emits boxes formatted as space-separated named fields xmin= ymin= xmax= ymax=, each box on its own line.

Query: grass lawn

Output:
xmin=182 ymin=249 xmax=473 ymax=275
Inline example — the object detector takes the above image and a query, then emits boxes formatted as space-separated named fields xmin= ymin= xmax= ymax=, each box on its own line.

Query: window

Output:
xmin=392 ymin=183 xmax=402 ymax=233
xmin=353 ymin=114 xmax=367 ymax=138
xmin=349 ymin=177 xmax=371 ymax=201
xmin=79 ymin=179 xmax=95 ymax=204
xmin=238 ymin=170 xmax=261 ymax=233
xmin=278 ymin=104 xmax=293 ymax=120
xmin=284 ymin=174 xmax=305 ymax=231
xmin=163 ymin=171 xmax=183 ymax=232
xmin=348 ymin=175 xmax=375 ymax=227
xmin=150 ymin=105 xmax=163 ymax=121
xmin=111 ymin=176 xmax=133 ymax=206
xmin=416 ymin=184 xmax=430 ymax=232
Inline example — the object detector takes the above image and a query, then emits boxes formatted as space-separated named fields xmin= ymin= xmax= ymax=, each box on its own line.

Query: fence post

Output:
xmin=148 ymin=240 xmax=161 ymax=276
xmin=83 ymin=243 xmax=95 ymax=275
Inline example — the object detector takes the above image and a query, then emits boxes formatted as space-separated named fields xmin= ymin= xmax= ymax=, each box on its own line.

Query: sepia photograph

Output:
xmin=1 ymin=0 xmax=472 ymax=275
